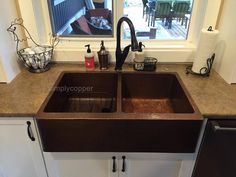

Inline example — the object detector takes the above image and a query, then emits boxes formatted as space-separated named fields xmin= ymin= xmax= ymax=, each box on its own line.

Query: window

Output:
xmin=48 ymin=0 xmax=113 ymax=37
xmin=123 ymin=0 xmax=194 ymax=40
xmin=47 ymin=0 xmax=194 ymax=40
xmin=18 ymin=0 xmax=222 ymax=63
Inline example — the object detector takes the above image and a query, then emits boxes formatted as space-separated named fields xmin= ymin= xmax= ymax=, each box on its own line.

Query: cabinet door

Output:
xmin=118 ymin=153 xmax=195 ymax=177
xmin=44 ymin=152 xmax=118 ymax=177
xmin=192 ymin=120 xmax=236 ymax=177
xmin=0 ymin=118 xmax=47 ymax=177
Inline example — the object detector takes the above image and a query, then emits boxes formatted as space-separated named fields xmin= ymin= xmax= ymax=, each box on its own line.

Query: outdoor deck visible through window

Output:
xmin=124 ymin=0 xmax=193 ymax=40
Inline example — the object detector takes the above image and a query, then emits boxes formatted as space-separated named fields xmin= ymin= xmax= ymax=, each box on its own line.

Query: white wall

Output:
xmin=0 ymin=56 xmax=7 ymax=83
xmin=214 ymin=0 xmax=236 ymax=84
xmin=17 ymin=0 xmax=46 ymax=45
xmin=0 ymin=0 xmax=22 ymax=83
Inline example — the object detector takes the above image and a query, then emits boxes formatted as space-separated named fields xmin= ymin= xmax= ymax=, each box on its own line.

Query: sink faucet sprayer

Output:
xmin=115 ymin=17 xmax=139 ymax=71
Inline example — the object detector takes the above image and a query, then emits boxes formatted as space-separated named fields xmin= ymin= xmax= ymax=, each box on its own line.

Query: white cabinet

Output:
xmin=44 ymin=152 xmax=195 ymax=177
xmin=44 ymin=153 xmax=117 ymax=177
xmin=0 ymin=118 xmax=47 ymax=177
xmin=119 ymin=153 xmax=194 ymax=177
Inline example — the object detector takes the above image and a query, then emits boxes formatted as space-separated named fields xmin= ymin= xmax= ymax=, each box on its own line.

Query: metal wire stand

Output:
xmin=7 ymin=18 xmax=59 ymax=73
xmin=186 ymin=53 xmax=215 ymax=77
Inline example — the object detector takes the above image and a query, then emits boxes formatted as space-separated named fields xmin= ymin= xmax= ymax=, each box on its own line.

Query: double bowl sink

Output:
xmin=36 ymin=72 xmax=203 ymax=152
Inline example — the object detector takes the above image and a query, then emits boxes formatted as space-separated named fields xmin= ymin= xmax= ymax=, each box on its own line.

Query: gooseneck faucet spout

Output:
xmin=115 ymin=17 xmax=139 ymax=71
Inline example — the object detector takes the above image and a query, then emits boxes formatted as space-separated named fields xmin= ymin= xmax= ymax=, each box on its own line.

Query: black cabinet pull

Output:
xmin=112 ymin=156 xmax=117 ymax=173
xmin=122 ymin=156 xmax=126 ymax=172
xmin=27 ymin=121 xmax=35 ymax=141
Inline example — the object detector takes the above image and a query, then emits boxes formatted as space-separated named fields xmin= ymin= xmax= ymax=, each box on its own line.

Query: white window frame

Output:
xmin=17 ymin=0 xmax=222 ymax=63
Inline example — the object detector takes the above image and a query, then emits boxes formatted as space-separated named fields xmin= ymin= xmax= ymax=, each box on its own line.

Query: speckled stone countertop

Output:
xmin=0 ymin=63 xmax=236 ymax=118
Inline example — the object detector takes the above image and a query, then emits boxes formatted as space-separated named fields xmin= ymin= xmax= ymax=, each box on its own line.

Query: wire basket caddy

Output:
xmin=133 ymin=57 xmax=158 ymax=71
xmin=7 ymin=18 xmax=59 ymax=73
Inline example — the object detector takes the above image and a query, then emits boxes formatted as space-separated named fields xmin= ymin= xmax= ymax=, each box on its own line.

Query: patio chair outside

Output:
xmin=87 ymin=8 xmax=110 ymax=18
xmin=149 ymin=1 xmax=173 ymax=27
xmin=147 ymin=0 xmax=157 ymax=23
xmin=93 ymin=0 xmax=104 ymax=8
xmin=169 ymin=1 xmax=190 ymax=28
xmin=142 ymin=0 xmax=149 ymax=18
xmin=71 ymin=16 xmax=92 ymax=35
xmin=71 ymin=15 xmax=112 ymax=35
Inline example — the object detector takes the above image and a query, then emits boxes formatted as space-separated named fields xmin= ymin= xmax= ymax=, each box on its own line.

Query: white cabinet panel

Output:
xmin=44 ymin=153 xmax=195 ymax=177
xmin=125 ymin=159 xmax=181 ymax=177
xmin=0 ymin=118 xmax=47 ymax=177
xmin=44 ymin=153 xmax=118 ymax=177
xmin=119 ymin=153 xmax=194 ymax=177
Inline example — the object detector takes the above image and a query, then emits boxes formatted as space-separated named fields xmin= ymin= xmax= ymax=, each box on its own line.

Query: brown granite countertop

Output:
xmin=0 ymin=63 xmax=236 ymax=118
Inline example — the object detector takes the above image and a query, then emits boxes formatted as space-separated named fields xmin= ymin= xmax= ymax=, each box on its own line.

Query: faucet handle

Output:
xmin=115 ymin=45 xmax=131 ymax=71
xmin=123 ymin=45 xmax=131 ymax=56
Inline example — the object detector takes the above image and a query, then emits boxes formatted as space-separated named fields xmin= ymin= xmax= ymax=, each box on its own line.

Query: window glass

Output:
xmin=124 ymin=0 xmax=194 ymax=40
xmin=48 ymin=0 xmax=113 ymax=37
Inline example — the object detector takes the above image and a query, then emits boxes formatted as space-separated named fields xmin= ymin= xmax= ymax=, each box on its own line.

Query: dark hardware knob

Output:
xmin=112 ymin=156 xmax=117 ymax=173
xmin=27 ymin=121 xmax=35 ymax=141
xmin=122 ymin=156 xmax=126 ymax=172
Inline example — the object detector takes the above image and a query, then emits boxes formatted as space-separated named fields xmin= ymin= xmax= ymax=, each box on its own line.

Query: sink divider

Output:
xmin=116 ymin=73 xmax=122 ymax=113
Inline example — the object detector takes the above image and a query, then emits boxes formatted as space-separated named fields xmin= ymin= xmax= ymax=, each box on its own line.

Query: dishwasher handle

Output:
xmin=212 ymin=121 xmax=236 ymax=132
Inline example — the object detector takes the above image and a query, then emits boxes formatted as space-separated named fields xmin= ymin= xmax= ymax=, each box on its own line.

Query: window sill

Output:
xmin=55 ymin=37 xmax=196 ymax=50
xmin=53 ymin=40 xmax=196 ymax=63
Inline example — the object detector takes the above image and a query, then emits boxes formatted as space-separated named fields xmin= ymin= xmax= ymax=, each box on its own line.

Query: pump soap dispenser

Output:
xmin=134 ymin=42 xmax=145 ymax=62
xmin=97 ymin=40 xmax=109 ymax=70
xmin=85 ymin=44 xmax=95 ymax=70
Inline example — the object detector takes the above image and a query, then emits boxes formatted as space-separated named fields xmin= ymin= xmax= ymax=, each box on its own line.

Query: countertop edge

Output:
xmin=0 ymin=113 xmax=36 ymax=118
xmin=1 ymin=113 xmax=236 ymax=119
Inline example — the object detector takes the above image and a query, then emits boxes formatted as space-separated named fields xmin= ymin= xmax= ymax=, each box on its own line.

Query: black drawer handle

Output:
xmin=212 ymin=121 xmax=236 ymax=132
xmin=122 ymin=156 xmax=126 ymax=172
xmin=27 ymin=121 xmax=35 ymax=141
xmin=112 ymin=156 xmax=117 ymax=173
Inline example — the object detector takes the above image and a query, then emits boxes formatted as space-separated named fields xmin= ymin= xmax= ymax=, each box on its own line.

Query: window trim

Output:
xmin=42 ymin=0 xmax=199 ymax=41
xmin=17 ymin=0 xmax=222 ymax=62
xmin=40 ymin=0 xmax=202 ymax=44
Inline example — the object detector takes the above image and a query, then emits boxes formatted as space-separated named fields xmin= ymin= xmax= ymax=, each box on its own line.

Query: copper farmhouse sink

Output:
xmin=121 ymin=73 xmax=194 ymax=114
xmin=43 ymin=72 xmax=118 ymax=113
xmin=36 ymin=71 xmax=203 ymax=152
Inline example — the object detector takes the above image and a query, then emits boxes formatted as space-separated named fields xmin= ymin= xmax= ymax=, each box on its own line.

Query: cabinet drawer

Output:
xmin=37 ymin=119 xmax=202 ymax=153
